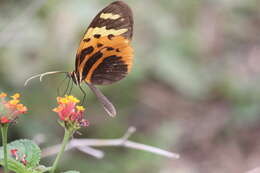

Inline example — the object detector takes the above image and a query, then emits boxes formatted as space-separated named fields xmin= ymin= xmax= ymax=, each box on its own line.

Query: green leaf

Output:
xmin=11 ymin=139 xmax=41 ymax=168
xmin=0 ymin=139 xmax=41 ymax=168
xmin=0 ymin=159 xmax=43 ymax=173
xmin=0 ymin=158 xmax=28 ymax=173
xmin=63 ymin=171 xmax=80 ymax=173
xmin=35 ymin=165 xmax=52 ymax=172
xmin=23 ymin=168 xmax=44 ymax=173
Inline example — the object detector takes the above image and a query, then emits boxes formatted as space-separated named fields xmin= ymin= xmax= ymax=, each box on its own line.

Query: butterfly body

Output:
xmin=71 ymin=1 xmax=134 ymax=86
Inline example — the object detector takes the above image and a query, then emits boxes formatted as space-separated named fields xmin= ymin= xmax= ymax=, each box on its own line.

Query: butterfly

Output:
xmin=25 ymin=1 xmax=134 ymax=117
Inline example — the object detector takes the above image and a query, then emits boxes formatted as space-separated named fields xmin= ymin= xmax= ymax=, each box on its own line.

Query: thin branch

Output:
xmin=77 ymin=146 xmax=104 ymax=159
xmin=42 ymin=127 xmax=180 ymax=159
xmin=121 ymin=126 xmax=136 ymax=142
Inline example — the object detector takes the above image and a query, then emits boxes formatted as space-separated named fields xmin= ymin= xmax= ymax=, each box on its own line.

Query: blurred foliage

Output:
xmin=1 ymin=0 xmax=260 ymax=172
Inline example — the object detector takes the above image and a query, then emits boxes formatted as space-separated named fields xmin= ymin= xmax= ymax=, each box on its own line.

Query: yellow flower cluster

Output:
xmin=53 ymin=95 xmax=85 ymax=113
xmin=0 ymin=92 xmax=27 ymax=124
xmin=7 ymin=93 xmax=27 ymax=112
xmin=57 ymin=95 xmax=80 ymax=104
xmin=11 ymin=93 xmax=20 ymax=99
xmin=76 ymin=106 xmax=85 ymax=111
xmin=0 ymin=93 xmax=7 ymax=98
xmin=53 ymin=95 xmax=88 ymax=128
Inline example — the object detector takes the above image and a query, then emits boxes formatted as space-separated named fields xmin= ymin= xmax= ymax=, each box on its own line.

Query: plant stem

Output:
xmin=1 ymin=124 xmax=9 ymax=173
xmin=50 ymin=128 xmax=73 ymax=173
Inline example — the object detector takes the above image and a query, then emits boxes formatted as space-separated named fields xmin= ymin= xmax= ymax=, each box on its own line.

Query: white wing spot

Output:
xmin=100 ymin=13 xmax=121 ymax=20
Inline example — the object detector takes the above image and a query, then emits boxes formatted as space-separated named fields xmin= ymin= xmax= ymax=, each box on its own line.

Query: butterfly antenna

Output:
xmin=85 ymin=82 xmax=116 ymax=117
xmin=24 ymin=71 xmax=67 ymax=86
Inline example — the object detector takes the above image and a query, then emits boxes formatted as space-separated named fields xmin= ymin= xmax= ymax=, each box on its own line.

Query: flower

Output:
xmin=0 ymin=92 xmax=27 ymax=126
xmin=1 ymin=116 xmax=10 ymax=124
xmin=0 ymin=93 xmax=7 ymax=98
xmin=11 ymin=93 xmax=20 ymax=100
xmin=53 ymin=95 xmax=89 ymax=130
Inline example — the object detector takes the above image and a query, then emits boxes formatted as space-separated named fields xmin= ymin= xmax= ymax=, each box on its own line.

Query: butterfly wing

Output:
xmin=75 ymin=1 xmax=134 ymax=85
xmin=86 ymin=0 xmax=133 ymax=40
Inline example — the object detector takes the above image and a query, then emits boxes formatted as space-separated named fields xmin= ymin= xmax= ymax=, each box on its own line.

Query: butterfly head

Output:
xmin=69 ymin=71 xmax=81 ymax=86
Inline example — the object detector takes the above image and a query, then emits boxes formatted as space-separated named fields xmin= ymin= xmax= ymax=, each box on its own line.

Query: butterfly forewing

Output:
xmin=75 ymin=1 xmax=134 ymax=85
xmin=86 ymin=1 xmax=133 ymax=40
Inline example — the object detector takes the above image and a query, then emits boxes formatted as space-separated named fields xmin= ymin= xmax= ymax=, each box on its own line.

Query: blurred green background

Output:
xmin=1 ymin=0 xmax=260 ymax=172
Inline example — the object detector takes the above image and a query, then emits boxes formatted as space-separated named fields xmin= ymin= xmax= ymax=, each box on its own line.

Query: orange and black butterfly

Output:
xmin=25 ymin=1 xmax=134 ymax=117
xmin=70 ymin=1 xmax=133 ymax=116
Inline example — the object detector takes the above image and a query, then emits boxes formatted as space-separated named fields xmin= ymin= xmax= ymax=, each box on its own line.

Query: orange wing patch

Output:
xmin=74 ymin=1 xmax=134 ymax=85
xmin=85 ymin=36 xmax=133 ymax=84
xmin=76 ymin=35 xmax=133 ymax=85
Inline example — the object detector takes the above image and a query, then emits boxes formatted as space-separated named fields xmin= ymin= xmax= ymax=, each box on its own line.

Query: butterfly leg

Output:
xmin=68 ymin=80 xmax=74 ymax=95
xmin=62 ymin=77 xmax=72 ymax=96
xmin=57 ymin=75 xmax=69 ymax=96
xmin=79 ymin=84 xmax=87 ymax=105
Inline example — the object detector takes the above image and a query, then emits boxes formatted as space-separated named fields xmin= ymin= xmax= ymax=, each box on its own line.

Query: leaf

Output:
xmin=10 ymin=139 xmax=41 ymax=168
xmin=0 ymin=159 xmax=42 ymax=173
xmin=63 ymin=171 xmax=80 ymax=173
xmin=35 ymin=165 xmax=52 ymax=172
xmin=0 ymin=139 xmax=41 ymax=168
xmin=0 ymin=158 xmax=27 ymax=173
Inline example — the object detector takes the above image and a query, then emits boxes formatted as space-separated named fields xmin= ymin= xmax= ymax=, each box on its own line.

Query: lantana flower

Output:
xmin=53 ymin=95 xmax=89 ymax=130
xmin=0 ymin=92 xmax=27 ymax=125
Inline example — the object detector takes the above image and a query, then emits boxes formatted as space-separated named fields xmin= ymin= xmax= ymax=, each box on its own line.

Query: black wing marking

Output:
xmin=87 ymin=1 xmax=133 ymax=40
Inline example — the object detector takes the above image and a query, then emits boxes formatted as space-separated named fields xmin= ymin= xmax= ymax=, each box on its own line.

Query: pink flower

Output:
xmin=1 ymin=116 xmax=10 ymax=124
xmin=53 ymin=95 xmax=89 ymax=129
xmin=0 ymin=92 xmax=27 ymax=125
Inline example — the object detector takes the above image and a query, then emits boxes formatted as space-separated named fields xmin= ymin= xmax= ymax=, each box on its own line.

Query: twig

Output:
xmin=77 ymin=146 xmax=104 ymax=159
xmin=121 ymin=126 xmax=136 ymax=142
xmin=42 ymin=127 xmax=180 ymax=159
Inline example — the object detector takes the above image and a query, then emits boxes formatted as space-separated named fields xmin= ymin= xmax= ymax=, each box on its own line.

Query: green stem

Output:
xmin=1 ymin=124 xmax=9 ymax=173
xmin=50 ymin=128 xmax=73 ymax=173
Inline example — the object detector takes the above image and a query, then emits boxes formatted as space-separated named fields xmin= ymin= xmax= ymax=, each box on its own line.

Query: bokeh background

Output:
xmin=1 ymin=0 xmax=260 ymax=172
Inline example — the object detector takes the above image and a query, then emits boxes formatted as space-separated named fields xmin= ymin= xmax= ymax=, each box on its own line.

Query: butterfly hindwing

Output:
xmin=89 ymin=36 xmax=133 ymax=85
xmin=75 ymin=1 xmax=134 ymax=85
